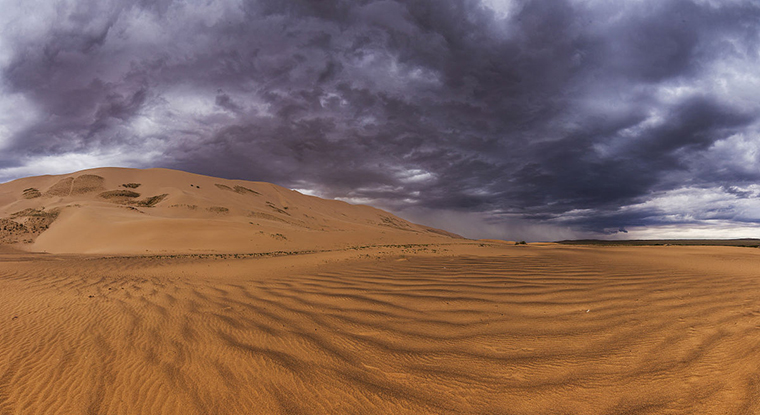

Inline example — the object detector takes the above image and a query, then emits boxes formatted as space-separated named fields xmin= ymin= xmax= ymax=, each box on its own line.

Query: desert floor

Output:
xmin=2 ymin=242 xmax=760 ymax=414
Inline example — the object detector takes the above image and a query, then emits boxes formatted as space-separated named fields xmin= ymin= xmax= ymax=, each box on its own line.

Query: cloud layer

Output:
xmin=1 ymin=0 xmax=759 ymax=240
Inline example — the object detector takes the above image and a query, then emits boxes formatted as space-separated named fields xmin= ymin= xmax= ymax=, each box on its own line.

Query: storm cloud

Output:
xmin=1 ymin=0 xmax=760 ymax=240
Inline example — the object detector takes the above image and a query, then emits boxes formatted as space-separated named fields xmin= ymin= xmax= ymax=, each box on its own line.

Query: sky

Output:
xmin=1 ymin=0 xmax=760 ymax=241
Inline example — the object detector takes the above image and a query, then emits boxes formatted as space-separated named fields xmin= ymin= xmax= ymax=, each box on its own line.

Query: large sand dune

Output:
xmin=2 ymin=243 xmax=760 ymax=413
xmin=0 ymin=167 xmax=459 ymax=254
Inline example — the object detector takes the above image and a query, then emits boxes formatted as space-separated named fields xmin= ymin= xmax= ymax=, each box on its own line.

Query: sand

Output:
xmin=0 ymin=167 xmax=459 ymax=255
xmin=3 ymin=168 xmax=760 ymax=413
xmin=3 ymin=242 xmax=760 ymax=414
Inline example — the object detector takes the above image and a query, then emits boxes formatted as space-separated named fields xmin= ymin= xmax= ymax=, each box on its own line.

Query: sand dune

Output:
xmin=0 ymin=167 xmax=459 ymax=254
xmin=2 ymin=243 xmax=760 ymax=414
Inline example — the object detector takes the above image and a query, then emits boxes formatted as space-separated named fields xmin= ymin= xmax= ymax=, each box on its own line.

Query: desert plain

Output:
xmin=2 ymin=168 xmax=760 ymax=414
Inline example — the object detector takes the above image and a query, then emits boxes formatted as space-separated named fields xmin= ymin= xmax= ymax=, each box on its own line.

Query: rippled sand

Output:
xmin=2 ymin=243 xmax=760 ymax=414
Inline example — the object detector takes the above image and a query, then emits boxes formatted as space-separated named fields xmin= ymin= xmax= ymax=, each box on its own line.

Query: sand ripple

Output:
xmin=2 ymin=246 xmax=760 ymax=413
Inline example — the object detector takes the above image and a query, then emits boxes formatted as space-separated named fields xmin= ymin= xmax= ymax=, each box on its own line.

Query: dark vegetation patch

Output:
xmin=1 ymin=208 xmax=61 ymax=243
xmin=266 ymin=201 xmax=290 ymax=216
xmin=216 ymin=183 xmax=261 ymax=196
xmin=248 ymin=211 xmax=308 ymax=228
xmin=121 ymin=183 xmax=141 ymax=189
xmin=215 ymin=184 xmax=232 ymax=191
xmin=136 ymin=194 xmax=168 ymax=207
xmin=103 ymin=249 xmax=323 ymax=261
xmin=0 ymin=219 xmax=28 ymax=244
xmin=97 ymin=243 xmax=449 ymax=261
xmin=234 ymin=185 xmax=260 ymax=195
xmin=99 ymin=190 xmax=141 ymax=199
xmin=22 ymin=188 xmax=41 ymax=199
xmin=207 ymin=206 xmax=229 ymax=214
xmin=0 ymin=219 xmax=27 ymax=233
xmin=10 ymin=208 xmax=59 ymax=219
xmin=379 ymin=215 xmax=412 ymax=231
xmin=71 ymin=175 xmax=105 ymax=195
xmin=97 ymin=190 xmax=167 ymax=207
xmin=45 ymin=177 xmax=74 ymax=196
xmin=169 ymin=204 xmax=199 ymax=210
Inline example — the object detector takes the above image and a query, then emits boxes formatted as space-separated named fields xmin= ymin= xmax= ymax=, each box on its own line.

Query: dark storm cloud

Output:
xmin=2 ymin=0 xmax=760 ymax=239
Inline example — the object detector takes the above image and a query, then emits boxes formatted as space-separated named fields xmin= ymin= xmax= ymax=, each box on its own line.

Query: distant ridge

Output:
xmin=0 ymin=167 xmax=462 ymax=254
xmin=557 ymin=239 xmax=760 ymax=247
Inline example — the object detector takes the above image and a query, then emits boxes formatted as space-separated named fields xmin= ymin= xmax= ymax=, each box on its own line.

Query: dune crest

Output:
xmin=0 ymin=167 xmax=459 ymax=254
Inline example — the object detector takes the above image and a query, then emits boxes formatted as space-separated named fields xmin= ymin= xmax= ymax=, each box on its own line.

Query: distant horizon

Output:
xmin=1 ymin=0 xmax=759 ymax=241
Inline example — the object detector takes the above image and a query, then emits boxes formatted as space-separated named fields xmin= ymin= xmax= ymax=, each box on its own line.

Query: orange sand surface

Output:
xmin=0 ymin=167 xmax=459 ymax=255
xmin=3 ymin=242 xmax=760 ymax=414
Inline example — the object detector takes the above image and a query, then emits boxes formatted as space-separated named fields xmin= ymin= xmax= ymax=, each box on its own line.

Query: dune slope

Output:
xmin=0 ymin=167 xmax=459 ymax=254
